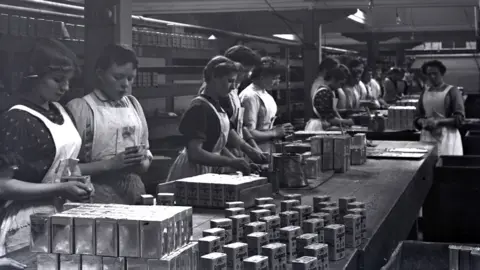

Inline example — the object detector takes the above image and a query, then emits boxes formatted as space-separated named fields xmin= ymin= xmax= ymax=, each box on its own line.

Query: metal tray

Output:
xmin=367 ymin=151 xmax=425 ymax=160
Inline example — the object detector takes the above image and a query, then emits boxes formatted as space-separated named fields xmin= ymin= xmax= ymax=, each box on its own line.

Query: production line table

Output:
xmin=8 ymin=141 xmax=437 ymax=270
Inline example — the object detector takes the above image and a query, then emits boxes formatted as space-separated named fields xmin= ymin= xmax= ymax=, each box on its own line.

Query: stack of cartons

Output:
xmin=333 ymin=135 xmax=352 ymax=173
xmin=31 ymin=203 xmax=197 ymax=270
xmin=174 ymin=174 xmax=268 ymax=208
xmin=350 ymin=134 xmax=367 ymax=165
xmin=387 ymin=106 xmax=417 ymax=131
xmin=310 ymin=135 xmax=334 ymax=172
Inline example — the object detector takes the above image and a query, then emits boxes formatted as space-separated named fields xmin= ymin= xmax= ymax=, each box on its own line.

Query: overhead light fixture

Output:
xmin=348 ymin=9 xmax=366 ymax=24
xmin=273 ymin=34 xmax=297 ymax=41
xmin=208 ymin=35 xmax=217 ymax=40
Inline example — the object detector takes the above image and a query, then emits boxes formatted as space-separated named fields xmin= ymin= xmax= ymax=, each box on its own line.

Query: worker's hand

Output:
xmin=60 ymin=181 xmax=94 ymax=202
xmin=423 ymin=118 xmax=438 ymax=131
xmin=249 ymin=163 xmax=263 ymax=175
xmin=342 ymin=119 xmax=355 ymax=127
xmin=273 ymin=124 xmax=294 ymax=138
xmin=244 ymin=147 xmax=268 ymax=164
xmin=108 ymin=149 xmax=144 ymax=171
xmin=229 ymin=158 xmax=251 ymax=175
xmin=0 ymin=257 xmax=26 ymax=269
xmin=282 ymin=123 xmax=295 ymax=134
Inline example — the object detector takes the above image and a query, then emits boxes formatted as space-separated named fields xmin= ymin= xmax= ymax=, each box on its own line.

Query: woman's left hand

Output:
xmin=424 ymin=118 xmax=439 ymax=131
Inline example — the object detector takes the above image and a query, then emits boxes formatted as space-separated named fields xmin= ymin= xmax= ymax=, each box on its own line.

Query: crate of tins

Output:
xmin=196 ymin=194 xmax=369 ymax=270
xmin=30 ymin=203 xmax=198 ymax=269
xmin=387 ymin=106 xmax=417 ymax=131
xmin=174 ymin=173 xmax=268 ymax=209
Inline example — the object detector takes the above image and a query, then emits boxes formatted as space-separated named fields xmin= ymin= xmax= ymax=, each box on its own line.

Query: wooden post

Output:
xmin=83 ymin=0 xmax=132 ymax=95
xmin=303 ymin=11 xmax=320 ymax=121
xmin=366 ymin=32 xmax=378 ymax=71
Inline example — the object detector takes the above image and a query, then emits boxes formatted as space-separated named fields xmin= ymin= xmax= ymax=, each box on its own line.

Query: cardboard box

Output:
xmin=320 ymin=207 xmax=340 ymax=224
xmin=140 ymin=194 xmax=155 ymax=205
xmin=315 ymin=201 xmax=337 ymax=212
xmin=347 ymin=202 xmax=366 ymax=209
xmin=280 ymin=211 xmax=300 ymax=227
xmin=200 ymin=253 xmax=227 ymax=270
xmin=247 ymin=232 xmax=269 ymax=256
xmin=310 ymin=213 xmax=332 ymax=227
xmin=259 ymin=215 xmax=280 ymax=242
xmin=304 ymin=243 xmax=329 ymax=270
xmin=244 ymin=255 xmax=269 ymax=270
xmin=291 ymin=256 xmax=318 ymax=270
xmin=292 ymin=205 xmax=313 ymax=226
xmin=281 ymin=200 xmax=301 ymax=212
xmin=304 ymin=156 xmax=322 ymax=179
xmin=324 ymin=224 xmax=346 ymax=261
xmin=224 ymin=242 xmax=248 ymax=270
xmin=225 ymin=208 xmax=245 ymax=218
xmin=338 ymin=196 xmax=356 ymax=214
xmin=245 ymin=222 xmax=267 ymax=236
xmin=204 ymin=228 xmax=226 ymax=248
xmin=348 ymin=208 xmax=367 ymax=238
xmin=140 ymin=219 xmax=163 ymax=258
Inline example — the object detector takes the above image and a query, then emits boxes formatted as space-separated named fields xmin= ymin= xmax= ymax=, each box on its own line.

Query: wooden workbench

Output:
xmin=8 ymin=141 xmax=436 ymax=270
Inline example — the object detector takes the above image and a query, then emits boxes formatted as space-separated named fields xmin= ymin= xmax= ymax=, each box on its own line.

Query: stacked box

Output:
xmin=303 ymin=219 xmax=325 ymax=243
xmin=280 ymin=211 xmax=300 ymax=227
xmin=292 ymin=256 xmax=318 ymax=270
xmin=259 ymin=216 xmax=281 ymax=242
xmin=348 ymin=208 xmax=367 ymax=239
xmin=199 ymin=236 xmax=222 ymax=256
xmin=283 ymin=194 xmax=302 ymax=203
xmin=304 ymin=243 xmax=329 ymax=270
xmin=310 ymin=136 xmax=334 ymax=171
xmin=244 ymin=255 xmax=269 ymax=270
xmin=316 ymin=201 xmax=337 ymax=213
xmin=351 ymin=134 xmax=367 ymax=165
xmin=347 ymin=202 xmax=366 ymax=210
xmin=296 ymin=234 xmax=319 ymax=257
xmin=338 ymin=196 xmax=356 ymax=219
xmin=324 ymin=225 xmax=346 ymax=261
xmin=320 ymin=207 xmax=340 ymax=223
xmin=344 ymin=214 xmax=362 ymax=248
xmin=203 ymin=228 xmax=226 ymax=248
xmin=250 ymin=209 xmax=271 ymax=222
xmin=310 ymin=213 xmax=333 ymax=227
xmin=230 ymin=214 xmax=250 ymax=242
xmin=224 ymin=242 xmax=248 ymax=270
xmin=304 ymin=156 xmax=322 ymax=179
xmin=281 ymin=200 xmax=300 ymax=212
xmin=333 ymin=135 xmax=351 ymax=173
xmin=261 ymin=243 xmax=287 ymax=270
xmin=225 ymin=201 xmax=245 ymax=208
xmin=257 ymin=204 xmax=277 ymax=215
xmin=255 ymin=197 xmax=274 ymax=206
xmin=140 ymin=194 xmax=154 ymax=205
xmin=245 ymin=222 xmax=267 ymax=236
xmin=174 ymin=174 xmax=268 ymax=208
xmin=34 ymin=204 xmax=197 ymax=269
xmin=387 ymin=106 xmax=417 ymax=131
xmin=292 ymin=205 xmax=313 ymax=226
xmin=211 ymin=219 xmax=233 ymax=245
xmin=200 ymin=252 xmax=227 ymax=270
xmin=156 ymin=193 xmax=175 ymax=206
xmin=279 ymin=226 xmax=302 ymax=263
xmin=225 ymin=208 xmax=245 ymax=218
xmin=247 ymin=232 xmax=269 ymax=256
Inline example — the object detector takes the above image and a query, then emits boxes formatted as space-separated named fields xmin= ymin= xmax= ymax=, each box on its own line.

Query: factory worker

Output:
xmin=167 ymin=56 xmax=251 ymax=181
xmin=310 ymin=57 xmax=339 ymax=106
xmin=240 ymin=57 xmax=294 ymax=153
xmin=414 ymin=60 xmax=464 ymax=156
xmin=383 ymin=67 xmax=404 ymax=104
xmin=306 ymin=67 xmax=354 ymax=131
xmin=198 ymin=45 xmax=267 ymax=163
xmin=361 ymin=68 xmax=387 ymax=108
xmin=0 ymin=39 xmax=92 ymax=255
xmin=67 ymin=44 xmax=152 ymax=205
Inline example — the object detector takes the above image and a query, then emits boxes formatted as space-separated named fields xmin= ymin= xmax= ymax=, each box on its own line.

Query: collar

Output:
xmin=93 ymin=89 xmax=127 ymax=106
xmin=200 ymin=94 xmax=222 ymax=111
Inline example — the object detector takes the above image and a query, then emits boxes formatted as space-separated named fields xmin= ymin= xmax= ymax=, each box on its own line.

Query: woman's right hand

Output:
xmin=273 ymin=124 xmax=294 ymax=138
xmin=108 ymin=149 xmax=144 ymax=171
xmin=0 ymin=258 xmax=26 ymax=269
xmin=60 ymin=181 xmax=93 ymax=202
xmin=229 ymin=158 xmax=251 ymax=175
xmin=341 ymin=119 xmax=355 ymax=127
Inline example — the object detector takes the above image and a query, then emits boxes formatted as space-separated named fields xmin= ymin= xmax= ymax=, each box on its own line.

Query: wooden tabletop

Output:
xmin=8 ymin=141 xmax=436 ymax=270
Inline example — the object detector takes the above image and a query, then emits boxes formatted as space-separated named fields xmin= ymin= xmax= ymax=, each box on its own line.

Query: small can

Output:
xmin=199 ymin=236 xmax=222 ymax=256
xmin=320 ymin=207 xmax=340 ymax=224
xmin=37 ymin=253 xmax=59 ymax=270
xmin=60 ymin=254 xmax=81 ymax=269
xmin=118 ymin=219 xmax=141 ymax=258
xmin=281 ymin=200 xmax=300 ymax=212
xmin=211 ymin=218 xmax=233 ymax=244
xmin=140 ymin=194 xmax=155 ymax=205
xmin=324 ymin=224 xmax=346 ymax=261
xmin=203 ymin=228 xmax=226 ymax=248
xmin=247 ymin=232 xmax=269 ymax=255
xmin=459 ymin=246 xmax=473 ymax=270
xmin=224 ymin=242 xmax=248 ymax=270
xmin=255 ymin=197 xmax=274 ymax=206
xmin=230 ymin=214 xmax=250 ymax=242
xmin=245 ymin=221 xmax=267 ymax=236
xmin=303 ymin=218 xmax=325 ymax=242
xmin=283 ymin=194 xmax=302 ymax=203
xmin=74 ymin=216 xmax=96 ymax=255
xmin=225 ymin=208 xmax=245 ymax=218
xmin=30 ymin=212 xmax=52 ymax=253
xmin=200 ymin=252 xmax=227 ymax=270
xmin=292 ymin=256 xmax=317 ymax=270
xmin=156 ymin=193 xmax=175 ymax=206
xmin=81 ymin=255 xmax=102 ymax=270
xmin=470 ymin=248 xmax=480 ymax=270
xmin=261 ymin=243 xmax=287 ymax=270
xmin=244 ymin=255 xmax=269 ymax=270
xmin=279 ymin=226 xmax=302 ymax=263
xmin=279 ymin=211 xmax=300 ymax=227
xmin=225 ymin=201 xmax=245 ymax=209
xmin=102 ymin=257 xmax=125 ymax=270
xmin=257 ymin=204 xmax=277 ymax=215
xmin=95 ymin=217 xmax=118 ymax=257
xmin=344 ymin=214 xmax=362 ymax=248
xmin=250 ymin=209 xmax=271 ymax=222
xmin=313 ymin=195 xmax=331 ymax=207
xmin=296 ymin=234 xmax=319 ymax=257
xmin=51 ymin=214 xmax=74 ymax=254
xmin=304 ymin=243 xmax=329 ymax=270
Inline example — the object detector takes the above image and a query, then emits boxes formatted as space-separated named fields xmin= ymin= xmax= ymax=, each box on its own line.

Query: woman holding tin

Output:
xmin=167 ymin=56 xmax=252 ymax=181
xmin=0 ymin=39 xmax=93 ymax=256
xmin=240 ymin=57 xmax=294 ymax=153
xmin=67 ymin=44 xmax=152 ymax=205
xmin=414 ymin=60 xmax=464 ymax=155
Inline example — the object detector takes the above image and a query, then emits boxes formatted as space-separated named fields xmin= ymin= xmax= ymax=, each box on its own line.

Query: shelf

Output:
xmin=133 ymin=84 xmax=200 ymax=99
xmin=135 ymin=45 xmax=216 ymax=60
xmin=272 ymin=81 xmax=304 ymax=91
xmin=0 ymin=35 xmax=84 ymax=54
xmin=139 ymin=65 xmax=205 ymax=74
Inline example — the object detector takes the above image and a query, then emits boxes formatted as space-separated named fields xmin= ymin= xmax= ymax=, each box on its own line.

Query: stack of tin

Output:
xmin=350 ymin=133 xmax=367 ymax=165
xmin=396 ymin=99 xmax=419 ymax=107
xmin=174 ymin=173 xmax=268 ymax=208
xmin=31 ymin=203 xmax=196 ymax=269
xmin=387 ymin=106 xmax=417 ymax=131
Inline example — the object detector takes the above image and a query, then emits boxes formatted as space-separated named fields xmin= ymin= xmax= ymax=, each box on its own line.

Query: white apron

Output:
xmin=254 ymin=88 xmax=278 ymax=154
xmin=305 ymin=86 xmax=338 ymax=132
xmin=0 ymin=103 xmax=81 ymax=255
xmin=166 ymin=96 xmax=230 ymax=181
xmin=419 ymin=85 xmax=463 ymax=156
xmin=83 ymin=94 xmax=146 ymax=204
xmin=227 ymin=89 xmax=245 ymax=158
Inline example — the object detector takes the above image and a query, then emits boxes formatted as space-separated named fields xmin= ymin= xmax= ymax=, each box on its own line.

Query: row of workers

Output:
xmin=0 ymin=38 xmax=464 ymax=262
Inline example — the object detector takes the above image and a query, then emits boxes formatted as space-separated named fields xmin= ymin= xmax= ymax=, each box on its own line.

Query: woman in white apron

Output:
xmin=240 ymin=57 xmax=294 ymax=154
xmin=167 ymin=56 xmax=252 ymax=181
xmin=305 ymin=67 xmax=354 ymax=131
xmin=0 ymin=38 xmax=93 ymax=256
xmin=67 ymin=45 xmax=152 ymax=204
xmin=414 ymin=60 xmax=464 ymax=156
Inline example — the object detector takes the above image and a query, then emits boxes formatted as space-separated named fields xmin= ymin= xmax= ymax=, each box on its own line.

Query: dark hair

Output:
xmin=324 ymin=67 xmax=347 ymax=82
xmin=421 ymin=60 xmax=447 ymax=75
xmin=388 ymin=67 xmax=403 ymax=76
xmin=249 ymin=57 xmax=285 ymax=80
xmin=347 ymin=58 xmax=364 ymax=70
xmin=361 ymin=68 xmax=373 ymax=83
xmin=204 ymin=55 xmax=242 ymax=82
xmin=318 ymin=57 xmax=339 ymax=74
xmin=224 ymin=45 xmax=261 ymax=67
xmin=95 ymin=44 xmax=139 ymax=71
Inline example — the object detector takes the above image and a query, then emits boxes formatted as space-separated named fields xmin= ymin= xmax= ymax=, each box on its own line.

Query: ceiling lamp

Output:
xmin=208 ymin=35 xmax=217 ymax=40
xmin=273 ymin=34 xmax=298 ymax=41
xmin=348 ymin=9 xmax=366 ymax=24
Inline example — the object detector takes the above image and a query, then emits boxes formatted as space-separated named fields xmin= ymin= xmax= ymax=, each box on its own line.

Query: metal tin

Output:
xmin=80 ymin=255 xmax=102 ymax=270
xmin=102 ymin=257 xmax=125 ymax=270
xmin=126 ymin=258 xmax=148 ymax=270
xmin=95 ymin=217 xmax=118 ymax=257
xmin=74 ymin=217 xmax=96 ymax=255
xmin=60 ymin=254 xmax=81 ymax=270
xmin=140 ymin=219 xmax=163 ymax=258
xmin=37 ymin=253 xmax=59 ymax=270
xmin=118 ymin=219 xmax=141 ymax=258
xmin=30 ymin=212 xmax=52 ymax=253
xmin=51 ymin=214 xmax=74 ymax=254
